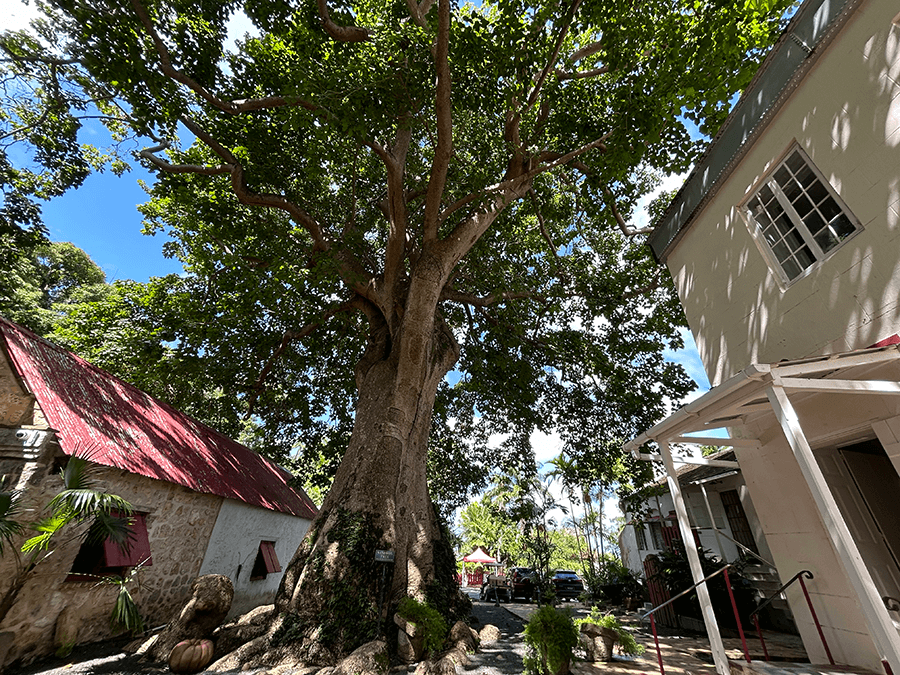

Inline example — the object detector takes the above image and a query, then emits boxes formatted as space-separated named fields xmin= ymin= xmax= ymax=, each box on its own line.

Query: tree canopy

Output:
xmin=0 ymin=0 xmax=795 ymax=660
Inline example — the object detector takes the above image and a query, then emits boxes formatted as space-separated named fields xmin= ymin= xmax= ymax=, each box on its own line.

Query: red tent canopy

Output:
xmin=462 ymin=546 xmax=498 ymax=564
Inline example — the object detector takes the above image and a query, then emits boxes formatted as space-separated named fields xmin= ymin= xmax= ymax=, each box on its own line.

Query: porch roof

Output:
xmin=624 ymin=342 xmax=900 ymax=672
xmin=624 ymin=342 xmax=900 ymax=453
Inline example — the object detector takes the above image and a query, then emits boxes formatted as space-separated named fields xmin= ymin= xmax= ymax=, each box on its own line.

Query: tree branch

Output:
xmin=128 ymin=0 xmax=318 ymax=113
xmin=139 ymin=139 xmax=232 ymax=176
xmin=523 ymin=0 xmax=583 ymax=113
xmin=441 ymin=287 xmax=546 ymax=307
xmin=622 ymin=268 xmax=663 ymax=300
xmin=568 ymin=40 xmax=604 ymax=63
xmin=528 ymin=189 xmax=561 ymax=262
xmin=439 ymin=131 xmax=612 ymax=225
xmin=555 ymin=65 xmax=610 ymax=81
xmin=178 ymin=116 xmax=330 ymax=250
xmin=603 ymin=185 xmax=654 ymax=237
xmin=423 ymin=0 xmax=452 ymax=244
xmin=379 ymin=128 xmax=413 ymax=299
xmin=406 ymin=0 xmax=427 ymax=28
xmin=317 ymin=0 xmax=372 ymax=42
xmin=247 ymin=299 xmax=362 ymax=414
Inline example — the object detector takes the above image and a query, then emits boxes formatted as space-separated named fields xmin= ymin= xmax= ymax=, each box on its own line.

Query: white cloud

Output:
xmin=225 ymin=10 xmax=259 ymax=54
xmin=5 ymin=0 xmax=41 ymax=33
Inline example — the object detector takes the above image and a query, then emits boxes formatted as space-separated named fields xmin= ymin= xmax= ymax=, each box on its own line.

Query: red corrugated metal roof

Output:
xmin=1 ymin=317 xmax=317 ymax=520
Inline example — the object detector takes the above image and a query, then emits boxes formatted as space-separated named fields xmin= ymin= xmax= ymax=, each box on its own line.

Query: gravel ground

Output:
xmin=463 ymin=591 xmax=528 ymax=675
xmin=8 ymin=591 xmax=530 ymax=675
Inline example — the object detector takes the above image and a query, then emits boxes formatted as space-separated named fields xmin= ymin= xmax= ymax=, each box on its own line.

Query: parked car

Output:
xmin=479 ymin=572 xmax=511 ymax=602
xmin=551 ymin=569 xmax=584 ymax=601
xmin=507 ymin=567 xmax=536 ymax=601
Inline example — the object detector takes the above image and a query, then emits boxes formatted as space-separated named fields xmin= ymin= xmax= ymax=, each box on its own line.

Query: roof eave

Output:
xmin=647 ymin=0 xmax=864 ymax=264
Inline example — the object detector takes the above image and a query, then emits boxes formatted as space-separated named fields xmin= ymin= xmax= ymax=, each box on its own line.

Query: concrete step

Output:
xmin=730 ymin=661 xmax=882 ymax=675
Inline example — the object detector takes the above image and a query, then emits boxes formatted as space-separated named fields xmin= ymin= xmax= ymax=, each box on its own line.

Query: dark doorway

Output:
xmin=719 ymin=490 xmax=759 ymax=555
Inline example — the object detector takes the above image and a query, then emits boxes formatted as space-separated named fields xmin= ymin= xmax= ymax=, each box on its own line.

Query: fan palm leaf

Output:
xmin=0 ymin=491 xmax=25 ymax=555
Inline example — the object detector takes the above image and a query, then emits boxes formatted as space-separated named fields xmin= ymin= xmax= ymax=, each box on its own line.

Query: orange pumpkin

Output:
xmin=169 ymin=638 xmax=215 ymax=673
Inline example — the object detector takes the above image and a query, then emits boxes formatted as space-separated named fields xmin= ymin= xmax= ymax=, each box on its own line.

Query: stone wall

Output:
xmin=0 ymin=461 xmax=223 ymax=666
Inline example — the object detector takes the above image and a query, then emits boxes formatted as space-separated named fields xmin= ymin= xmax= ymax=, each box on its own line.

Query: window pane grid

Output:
xmin=746 ymin=149 xmax=859 ymax=282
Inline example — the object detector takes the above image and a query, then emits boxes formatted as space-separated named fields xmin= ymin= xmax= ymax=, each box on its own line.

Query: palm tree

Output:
xmin=547 ymin=453 xmax=593 ymax=577
xmin=0 ymin=447 xmax=134 ymax=624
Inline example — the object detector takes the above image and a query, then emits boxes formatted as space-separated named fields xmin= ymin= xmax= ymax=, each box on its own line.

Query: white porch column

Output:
xmin=658 ymin=441 xmax=730 ymax=675
xmin=767 ymin=383 xmax=900 ymax=670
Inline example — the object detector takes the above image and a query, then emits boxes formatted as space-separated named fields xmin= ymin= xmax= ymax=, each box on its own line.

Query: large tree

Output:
xmin=1 ymin=0 xmax=791 ymax=663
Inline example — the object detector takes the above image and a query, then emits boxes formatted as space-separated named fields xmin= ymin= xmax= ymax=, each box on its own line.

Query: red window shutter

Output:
xmin=103 ymin=512 xmax=153 ymax=567
xmin=259 ymin=541 xmax=281 ymax=573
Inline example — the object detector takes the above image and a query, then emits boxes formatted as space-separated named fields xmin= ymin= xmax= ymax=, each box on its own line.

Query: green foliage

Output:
xmin=90 ymin=560 xmax=148 ymax=635
xmin=0 ymin=0 xmax=795 ymax=630
xmin=0 ymin=490 xmax=25 ymax=555
xmin=23 ymin=453 xmax=134 ymax=553
xmin=575 ymin=609 xmax=645 ymax=656
xmin=0 ymin=0 xmax=798 ymax=505
xmin=0 ymin=448 xmax=137 ymax=627
xmin=523 ymin=605 xmax=579 ymax=675
xmin=0 ymin=241 xmax=109 ymax=337
xmin=581 ymin=556 xmax=643 ymax=603
xmin=396 ymin=597 xmax=448 ymax=655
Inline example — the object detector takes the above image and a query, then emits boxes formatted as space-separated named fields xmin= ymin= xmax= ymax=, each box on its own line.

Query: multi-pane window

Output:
xmin=634 ymin=523 xmax=648 ymax=551
xmin=745 ymin=147 xmax=859 ymax=282
xmin=649 ymin=522 xmax=666 ymax=550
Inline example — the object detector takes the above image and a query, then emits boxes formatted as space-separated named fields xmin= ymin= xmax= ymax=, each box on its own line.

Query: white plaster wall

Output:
xmin=198 ymin=499 xmax=312 ymax=617
xmin=621 ymin=477 xmax=770 ymax=576
xmin=619 ymin=525 xmax=640 ymax=575
xmin=666 ymin=0 xmax=900 ymax=386
xmin=735 ymin=433 xmax=884 ymax=671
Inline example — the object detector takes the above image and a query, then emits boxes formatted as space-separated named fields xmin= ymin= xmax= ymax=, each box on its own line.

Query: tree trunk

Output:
xmin=270 ymin=278 xmax=462 ymax=665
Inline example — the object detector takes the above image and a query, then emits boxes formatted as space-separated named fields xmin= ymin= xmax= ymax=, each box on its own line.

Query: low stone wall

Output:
xmin=0 ymin=462 xmax=222 ymax=666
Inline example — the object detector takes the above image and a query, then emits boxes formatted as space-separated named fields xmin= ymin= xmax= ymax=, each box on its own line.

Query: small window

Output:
xmin=743 ymin=145 xmax=860 ymax=283
xmin=634 ymin=523 xmax=648 ymax=550
xmin=68 ymin=512 xmax=153 ymax=579
xmin=649 ymin=522 xmax=666 ymax=550
xmin=250 ymin=541 xmax=281 ymax=580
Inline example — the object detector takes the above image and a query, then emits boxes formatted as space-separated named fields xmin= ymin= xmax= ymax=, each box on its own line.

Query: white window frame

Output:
xmin=634 ymin=523 xmax=648 ymax=551
xmin=740 ymin=143 xmax=861 ymax=288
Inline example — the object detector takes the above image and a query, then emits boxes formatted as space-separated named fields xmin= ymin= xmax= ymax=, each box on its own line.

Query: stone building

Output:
xmin=0 ymin=316 xmax=317 ymax=666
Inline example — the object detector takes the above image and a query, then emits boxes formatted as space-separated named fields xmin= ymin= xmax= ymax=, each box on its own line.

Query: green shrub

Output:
xmin=523 ymin=604 xmax=578 ymax=675
xmin=396 ymin=597 xmax=448 ymax=655
xmin=575 ymin=607 xmax=644 ymax=656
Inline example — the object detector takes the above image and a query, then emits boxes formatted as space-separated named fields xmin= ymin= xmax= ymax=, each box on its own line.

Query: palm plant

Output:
xmin=0 ymin=444 xmax=135 ymax=625
xmin=0 ymin=489 xmax=25 ymax=555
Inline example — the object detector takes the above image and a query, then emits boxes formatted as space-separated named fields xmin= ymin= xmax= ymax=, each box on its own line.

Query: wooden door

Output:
xmin=818 ymin=441 xmax=900 ymax=608
xmin=719 ymin=489 xmax=759 ymax=555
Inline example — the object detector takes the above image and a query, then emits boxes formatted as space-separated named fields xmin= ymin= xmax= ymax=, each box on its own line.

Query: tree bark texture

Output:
xmin=272 ymin=270 xmax=462 ymax=663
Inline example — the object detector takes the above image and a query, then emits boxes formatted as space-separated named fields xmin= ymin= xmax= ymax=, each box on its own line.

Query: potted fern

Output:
xmin=575 ymin=608 xmax=644 ymax=662
xmin=523 ymin=605 xmax=579 ymax=675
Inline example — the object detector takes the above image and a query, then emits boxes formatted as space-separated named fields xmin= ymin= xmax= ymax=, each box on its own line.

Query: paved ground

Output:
xmin=465 ymin=586 xmax=808 ymax=675
xmin=464 ymin=588 xmax=527 ymax=675
xmin=8 ymin=589 xmax=809 ymax=675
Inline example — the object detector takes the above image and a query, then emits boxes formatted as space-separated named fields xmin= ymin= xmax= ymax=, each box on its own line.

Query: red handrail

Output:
xmin=641 ymin=563 xmax=751 ymax=673
xmin=749 ymin=570 xmax=833 ymax=665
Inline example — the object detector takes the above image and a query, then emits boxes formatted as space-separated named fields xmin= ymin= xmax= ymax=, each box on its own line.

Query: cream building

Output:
xmin=626 ymin=0 xmax=900 ymax=672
